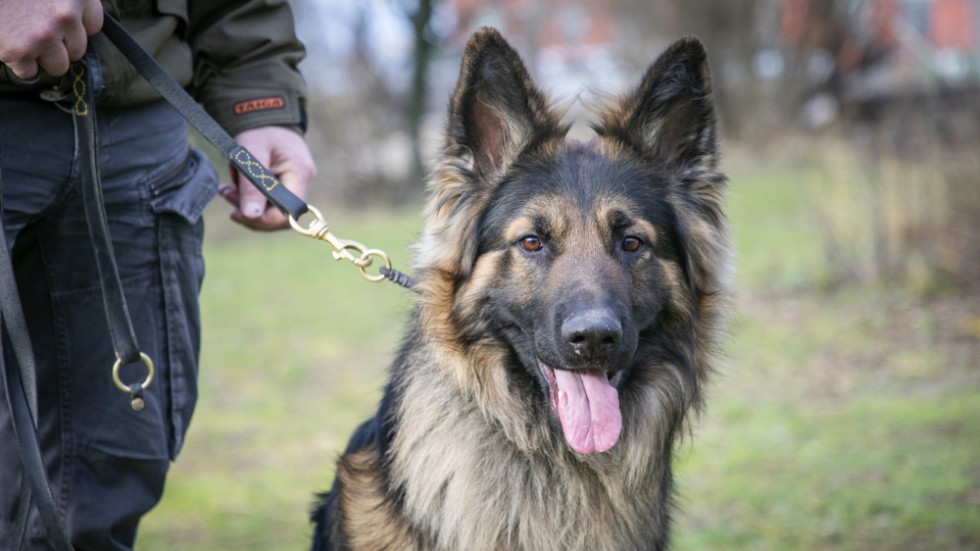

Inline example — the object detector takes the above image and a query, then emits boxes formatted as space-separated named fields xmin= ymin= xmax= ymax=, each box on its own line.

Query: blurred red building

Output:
xmin=450 ymin=0 xmax=619 ymax=51
xmin=779 ymin=0 xmax=979 ymax=78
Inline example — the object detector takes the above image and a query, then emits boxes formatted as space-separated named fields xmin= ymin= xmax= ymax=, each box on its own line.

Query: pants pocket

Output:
xmin=148 ymin=148 xmax=216 ymax=457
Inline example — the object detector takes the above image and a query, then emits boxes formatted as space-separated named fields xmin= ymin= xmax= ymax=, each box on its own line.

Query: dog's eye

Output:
xmin=622 ymin=236 xmax=643 ymax=252
xmin=519 ymin=235 xmax=544 ymax=252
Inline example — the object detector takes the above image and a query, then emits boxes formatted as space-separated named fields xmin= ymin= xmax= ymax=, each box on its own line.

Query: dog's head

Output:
xmin=414 ymin=28 xmax=732 ymax=456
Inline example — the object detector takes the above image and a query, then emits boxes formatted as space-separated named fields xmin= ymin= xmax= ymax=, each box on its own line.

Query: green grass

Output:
xmin=136 ymin=152 xmax=980 ymax=550
xmin=674 ymin=295 xmax=980 ymax=550
xmin=137 ymin=208 xmax=422 ymax=549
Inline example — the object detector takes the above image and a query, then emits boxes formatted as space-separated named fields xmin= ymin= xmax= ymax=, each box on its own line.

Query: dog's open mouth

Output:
xmin=539 ymin=362 xmax=623 ymax=454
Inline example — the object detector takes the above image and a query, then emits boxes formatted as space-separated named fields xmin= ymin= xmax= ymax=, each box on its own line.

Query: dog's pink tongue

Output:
xmin=553 ymin=369 xmax=622 ymax=454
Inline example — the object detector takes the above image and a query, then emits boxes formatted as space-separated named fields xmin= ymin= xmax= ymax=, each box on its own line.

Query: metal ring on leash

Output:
xmin=354 ymin=248 xmax=393 ymax=282
xmin=112 ymin=352 xmax=155 ymax=411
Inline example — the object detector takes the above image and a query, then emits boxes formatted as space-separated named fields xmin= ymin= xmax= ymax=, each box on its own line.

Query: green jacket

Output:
xmin=1 ymin=0 xmax=308 ymax=137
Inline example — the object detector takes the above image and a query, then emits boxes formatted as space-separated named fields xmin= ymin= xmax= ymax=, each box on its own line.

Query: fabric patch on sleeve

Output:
xmin=233 ymin=96 xmax=286 ymax=115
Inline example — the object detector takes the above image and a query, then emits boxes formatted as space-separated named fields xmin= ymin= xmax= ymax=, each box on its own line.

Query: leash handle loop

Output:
xmin=71 ymin=55 xmax=158 ymax=408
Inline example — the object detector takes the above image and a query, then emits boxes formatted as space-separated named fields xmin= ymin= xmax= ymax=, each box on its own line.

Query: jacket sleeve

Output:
xmin=187 ymin=0 xmax=308 ymax=137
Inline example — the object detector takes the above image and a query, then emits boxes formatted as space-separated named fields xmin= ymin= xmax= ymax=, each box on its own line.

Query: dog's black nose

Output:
xmin=562 ymin=309 xmax=622 ymax=359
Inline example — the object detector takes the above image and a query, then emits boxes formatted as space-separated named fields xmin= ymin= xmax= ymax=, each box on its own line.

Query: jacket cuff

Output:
xmin=199 ymin=84 xmax=306 ymax=137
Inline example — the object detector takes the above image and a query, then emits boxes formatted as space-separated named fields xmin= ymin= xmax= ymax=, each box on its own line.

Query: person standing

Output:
xmin=0 ymin=0 xmax=317 ymax=548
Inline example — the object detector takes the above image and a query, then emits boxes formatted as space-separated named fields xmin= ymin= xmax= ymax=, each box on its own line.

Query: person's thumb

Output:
xmin=236 ymin=170 xmax=268 ymax=219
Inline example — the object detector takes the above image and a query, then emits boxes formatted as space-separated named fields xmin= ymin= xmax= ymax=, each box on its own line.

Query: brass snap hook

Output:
xmin=289 ymin=205 xmax=394 ymax=283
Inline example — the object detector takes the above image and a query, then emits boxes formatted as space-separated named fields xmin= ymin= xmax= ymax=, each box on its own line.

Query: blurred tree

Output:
xmin=616 ymin=0 xmax=761 ymax=140
xmin=402 ymin=0 xmax=436 ymax=185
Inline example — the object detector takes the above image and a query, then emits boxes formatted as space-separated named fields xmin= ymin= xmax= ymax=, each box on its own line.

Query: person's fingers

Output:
xmin=227 ymin=127 xmax=317 ymax=231
xmin=236 ymin=170 xmax=269 ymax=221
xmin=221 ymin=180 xmax=276 ymax=231
xmin=81 ymin=0 xmax=104 ymax=35
xmin=4 ymin=59 xmax=40 ymax=81
xmin=1 ymin=0 xmax=98 ymax=79
xmin=66 ymin=0 xmax=100 ymax=60
xmin=230 ymin=207 xmax=288 ymax=231
xmin=232 ymin=142 xmax=273 ymax=225
xmin=277 ymin=149 xmax=315 ymax=202
xmin=223 ymin=168 xmax=284 ymax=231
xmin=63 ymin=22 xmax=87 ymax=61
xmin=245 ymin=147 xmax=314 ymax=230
xmin=254 ymin=200 xmax=289 ymax=230
xmin=37 ymin=39 xmax=70 ymax=76
xmin=229 ymin=174 xmax=290 ymax=231
xmin=218 ymin=184 xmax=239 ymax=206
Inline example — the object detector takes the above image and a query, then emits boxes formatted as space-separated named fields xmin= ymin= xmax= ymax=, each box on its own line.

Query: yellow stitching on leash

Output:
xmin=234 ymin=149 xmax=280 ymax=192
xmin=71 ymin=64 xmax=88 ymax=116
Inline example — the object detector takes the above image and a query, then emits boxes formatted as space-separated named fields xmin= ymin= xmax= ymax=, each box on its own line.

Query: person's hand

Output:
xmin=220 ymin=126 xmax=317 ymax=231
xmin=0 ymin=0 xmax=103 ymax=80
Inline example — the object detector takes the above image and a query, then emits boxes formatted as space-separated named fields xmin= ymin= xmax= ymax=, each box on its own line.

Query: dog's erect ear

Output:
xmin=415 ymin=29 xmax=561 ymax=279
xmin=597 ymin=37 xmax=718 ymax=173
xmin=446 ymin=27 xmax=558 ymax=177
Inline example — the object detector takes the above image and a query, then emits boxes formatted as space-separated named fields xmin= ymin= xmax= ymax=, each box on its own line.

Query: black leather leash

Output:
xmin=2 ymin=13 xmax=418 ymax=550
xmin=0 ymin=241 xmax=74 ymax=551
xmin=101 ymin=14 xmax=415 ymax=290
xmin=0 ymin=185 xmax=74 ymax=550
xmin=71 ymin=56 xmax=156 ymax=414
xmin=100 ymin=13 xmax=310 ymax=219
xmin=0 ymin=45 xmax=145 ymax=551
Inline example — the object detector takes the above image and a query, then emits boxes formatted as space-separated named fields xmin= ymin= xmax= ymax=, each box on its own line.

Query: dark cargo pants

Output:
xmin=0 ymin=95 xmax=217 ymax=550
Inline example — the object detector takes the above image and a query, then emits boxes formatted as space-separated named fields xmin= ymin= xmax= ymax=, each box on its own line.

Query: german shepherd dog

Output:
xmin=311 ymin=27 xmax=732 ymax=551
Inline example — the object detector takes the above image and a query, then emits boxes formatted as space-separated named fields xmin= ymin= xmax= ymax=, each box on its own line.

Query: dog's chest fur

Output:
xmin=386 ymin=348 xmax=671 ymax=551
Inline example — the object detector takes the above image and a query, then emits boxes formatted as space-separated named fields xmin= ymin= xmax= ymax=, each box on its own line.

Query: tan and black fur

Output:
xmin=311 ymin=28 xmax=732 ymax=551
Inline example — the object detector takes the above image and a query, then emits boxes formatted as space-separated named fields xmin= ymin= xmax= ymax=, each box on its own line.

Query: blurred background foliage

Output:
xmin=293 ymin=0 xmax=980 ymax=291
xmin=140 ymin=0 xmax=980 ymax=549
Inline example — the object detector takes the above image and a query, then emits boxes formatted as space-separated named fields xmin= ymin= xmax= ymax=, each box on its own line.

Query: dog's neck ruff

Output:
xmin=385 ymin=345 xmax=669 ymax=551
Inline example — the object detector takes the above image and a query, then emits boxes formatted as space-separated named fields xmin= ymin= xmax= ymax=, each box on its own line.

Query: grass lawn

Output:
xmin=136 ymin=150 xmax=980 ymax=549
